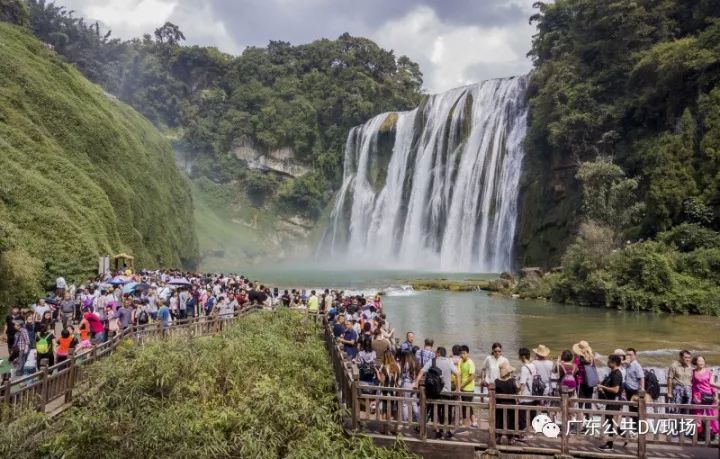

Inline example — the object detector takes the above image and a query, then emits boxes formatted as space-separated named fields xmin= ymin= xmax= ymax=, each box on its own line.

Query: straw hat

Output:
xmin=613 ymin=349 xmax=626 ymax=357
xmin=533 ymin=344 xmax=551 ymax=358
xmin=572 ymin=340 xmax=594 ymax=362
xmin=499 ymin=363 xmax=516 ymax=379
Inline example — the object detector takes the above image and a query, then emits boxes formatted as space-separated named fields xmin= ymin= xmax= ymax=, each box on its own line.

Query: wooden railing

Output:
xmin=322 ymin=319 xmax=720 ymax=458
xmin=0 ymin=306 xmax=263 ymax=422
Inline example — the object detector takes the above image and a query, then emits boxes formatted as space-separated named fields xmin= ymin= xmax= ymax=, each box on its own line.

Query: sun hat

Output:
xmin=533 ymin=344 xmax=551 ymax=358
xmin=572 ymin=340 xmax=594 ymax=362
xmin=612 ymin=348 xmax=626 ymax=357
xmin=499 ymin=363 xmax=516 ymax=379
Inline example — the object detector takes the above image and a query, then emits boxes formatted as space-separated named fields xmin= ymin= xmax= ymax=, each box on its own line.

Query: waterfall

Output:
xmin=320 ymin=76 xmax=529 ymax=272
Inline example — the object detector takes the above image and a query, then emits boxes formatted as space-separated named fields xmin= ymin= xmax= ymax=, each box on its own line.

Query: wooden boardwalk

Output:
xmin=321 ymin=319 xmax=720 ymax=459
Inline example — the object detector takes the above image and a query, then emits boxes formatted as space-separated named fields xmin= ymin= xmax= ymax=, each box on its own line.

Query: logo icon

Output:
xmin=532 ymin=413 xmax=560 ymax=438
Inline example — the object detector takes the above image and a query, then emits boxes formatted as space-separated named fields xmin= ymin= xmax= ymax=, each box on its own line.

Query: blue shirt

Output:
xmin=158 ymin=306 xmax=171 ymax=327
xmin=342 ymin=328 xmax=358 ymax=358
xmin=625 ymin=360 xmax=644 ymax=391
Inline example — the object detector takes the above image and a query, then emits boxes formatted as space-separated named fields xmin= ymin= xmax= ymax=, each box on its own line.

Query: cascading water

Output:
xmin=320 ymin=76 xmax=528 ymax=272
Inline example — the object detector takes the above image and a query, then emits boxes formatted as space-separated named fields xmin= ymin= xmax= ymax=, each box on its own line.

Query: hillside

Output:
xmin=0 ymin=22 xmax=198 ymax=305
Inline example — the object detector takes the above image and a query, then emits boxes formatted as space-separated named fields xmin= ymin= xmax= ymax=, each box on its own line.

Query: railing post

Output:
xmin=351 ymin=379 xmax=360 ymax=430
xmin=487 ymin=383 xmax=497 ymax=451
xmin=560 ymin=386 xmax=571 ymax=458
xmin=65 ymin=350 xmax=76 ymax=404
xmin=419 ymin=382 xmax=427 ymax=440
xmin=2 ymin=372 xmax=10 ymax=420
xmin=38 ymin=358 xmax=49 ymax=413
xmin=637 ymin=389 xmax=647 ymax=458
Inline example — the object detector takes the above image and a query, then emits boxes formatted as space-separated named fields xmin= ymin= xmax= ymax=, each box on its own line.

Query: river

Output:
xmin=246 ymin=266 xmax=720 ymax=368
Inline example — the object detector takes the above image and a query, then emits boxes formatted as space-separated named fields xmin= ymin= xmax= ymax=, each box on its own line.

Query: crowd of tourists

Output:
xmin=326 ymin=300 xmax=719 ymax=450
xmin=3 ymin=271 xmax=718 ymax=451
xmin=2 ymin=269 xmax=320 ymax=379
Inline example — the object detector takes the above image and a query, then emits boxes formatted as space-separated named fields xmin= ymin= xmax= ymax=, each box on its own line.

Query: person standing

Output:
xmin=35 ymin=324 xmax=55 ymax=367
xmin=59 ymin=292 xmax=76 ymax=329
xmin=11 ymin=321 xmax=30 ymax=379
xmin=307 ymin=290 xmax=320 ymax=313
xmin=4 ymin=306 xmax=22 ymax=355
xmin=399 ymin=332 xmax=415 ymax=353
xmin=415 ymin=338 xmax=436 ymax=368
xmin=624 ymin=348 xmax=645 ymax=415
xmin=481 ymin=342 xmax=509 ymax=387
xmin=532 ymin=345 xmax=554 ymax=396
xmin=415 ymin=346 xmax=460 ymax=439
xmin=55 ymin=276 xmax=67 ymax=297
xmin=459 ymin=345 xmax=478 ymax=427
xmin=667 ymin=350 xmax=693 ymax=414
xmin=337 ymin=319 xmax=358 ymax=359
xmin=494 ymin=363 xmax=518 ymax=445
xmin=598 ymin=354 xmax=623 ymax=451
xmin=517 ymin=347 xmax=538 ymax=434
xmin=691 ymin=356 xmax=719 ymax=438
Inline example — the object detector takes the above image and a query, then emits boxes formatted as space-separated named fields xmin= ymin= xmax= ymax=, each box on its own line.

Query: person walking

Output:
xmin=597 ymin=354 xmax=624 ymax=451
xmin=459 ymin=345 xmax=478 ymax=427
xmin=59 ymin=292 xmax=76 ymax=329
xmin=11 ymin=320 xmax=30 ymax=379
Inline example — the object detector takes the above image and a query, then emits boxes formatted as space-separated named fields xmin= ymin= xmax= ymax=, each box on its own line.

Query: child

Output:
xmin=55 ymin=328 xmax=78 ymax=364
xmin=78 ymin=321 xmax=92 ymax=349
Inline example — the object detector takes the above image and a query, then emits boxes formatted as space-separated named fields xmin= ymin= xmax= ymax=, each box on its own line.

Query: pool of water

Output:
xmin=245 ymin=266 xmax=720 ymax=368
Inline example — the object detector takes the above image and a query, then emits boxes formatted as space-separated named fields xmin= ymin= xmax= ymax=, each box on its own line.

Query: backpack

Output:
xmin=644 ymin=369 xmax=660 ymax=400
xmin=424 ymin=358 xmax=444 ymax=399
xmin=561 ymin=363 xmax=577 ymax=389
xmin=137 ymin=310 xmax=149 ymax=325
xmin=583 ymin=362 xmax=600 ymax=388
xmin=37 ymin=335 xmax=50 ymax=354
xmin=359 ymin=360 xmax=376 ymax=382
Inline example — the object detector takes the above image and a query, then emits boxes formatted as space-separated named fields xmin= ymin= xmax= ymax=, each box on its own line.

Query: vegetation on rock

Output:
xmin=0 ymin=22 xmax=198 ymax=308
xmin=0 ymin=311 xmax=414 ymax=459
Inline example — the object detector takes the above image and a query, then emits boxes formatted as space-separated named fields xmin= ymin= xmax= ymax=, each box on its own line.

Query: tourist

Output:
xmin=495 ymin=363 xmax=518 ymax=445
xmin=332 ymin=315 xmax=345 ymax=338
xmin=357 ymin=336 xmax=378 ymax=385
xmin=24 ymin=312 xmax=36 ymax=350
xmin=59 ymin=292 xmax=76 ymax=328
xmin=532 ymin=345 xmax=554 ymax=396
xmin=337 ymin=318 xmax=358 ymax=359
xmin=558 ymin=350 xmax=577 ymax=391
xmin=77 ymin=320 xmax=91 ymax=349
xmin=117 ymin=301 xmax=131 ymax=331
xmin=281 ymin=290 xmax=291 ymax=307
xmin=572 ymin=340 xmax=598 ymax=421
xmin=399 ymin=350 xmax=420 ymax=423
xmin=157 ymin=300 xmax=172 ymax=331
xmin=55 ymin=328 xmax=77 ymax=364
xmin=399 ymin=331 xmax=415 ymax=353
xmin=371 ymin=325 xmax=391 ymax=364
xmin=624 ymin=348 xmax=645 ymax=415
xmin=83 ymin=308 xmax=105 ymax=344
xmin=307 ymin=290 xmax=319 ymax=313
xmin=33 ymin=298 xmax=50 ymax=323
xmin=11 ymin=320 xmax=30 ymax=378
xmin=459 ymin=345 xmax=477 ymax=427
xmin=377 ymin=349 xmax=400 ymax=423
xmin=598 ymin=354 xmax=624 ymax=451
xmin=691 ymin=356 xmax=719 ymax=438
xmin=55 ymin=275 xmax=67 ymax=297
xmin=324 ymin=289 xmax=333 ymax=312
xmin=667 ymin=350 xmax=693 ymax=414
xmin=169 ymin=291 xmax=179 ymax=318
xmin=415 ymin=346 xmax=459 ymax=439
xmin=35 ymin=323 xmax=55 ymax=367
xmin=481 ymin=342 xmax=509 ymax=387
xmin=415 ymin=338 xmax=436 ymax=367
xmin=517 ymin=347 xmax=537 ymax=434
xmin=23 ymin=348 xmax=38 ymax=376
xmin=178 ymin=288 xmax=189 ymax=320
xmin=4 ymin=306 xmax=22 ymax=355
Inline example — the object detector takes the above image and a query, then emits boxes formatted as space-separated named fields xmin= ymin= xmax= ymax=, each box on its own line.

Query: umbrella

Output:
xmin=168 ymin=277 xmax=191 ymax=287
xmin=122 ymin=282 xmax=138 ymax=294
xmin=133 ymin=283 xmax=151 ymax=292
xmin=109 ymin=277 xmax=127 ymax=285
xmin=44 ymin=296 xmax=59 ymax=305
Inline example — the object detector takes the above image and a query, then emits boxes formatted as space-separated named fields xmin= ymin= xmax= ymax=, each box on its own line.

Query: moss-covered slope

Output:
xmin=0 ymin=23 xmax=198 ymax=303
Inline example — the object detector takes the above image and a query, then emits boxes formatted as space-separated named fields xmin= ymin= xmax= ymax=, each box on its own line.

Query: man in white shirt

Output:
xmin=481 ymin=342 xmax=509 ymax=387
xmin=518 ymin=347 xmax=539 ymax=435
xmin=33 ymin=298 xmax=50 ymax=322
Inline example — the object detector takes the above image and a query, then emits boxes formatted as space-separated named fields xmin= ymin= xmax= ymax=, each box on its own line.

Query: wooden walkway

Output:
xmin=321 ymin=319 xmax=720 ymax=459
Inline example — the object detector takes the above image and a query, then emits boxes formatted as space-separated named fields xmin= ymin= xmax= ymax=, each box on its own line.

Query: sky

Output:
xmin=57 ymin=0 xmax=538 ymax=94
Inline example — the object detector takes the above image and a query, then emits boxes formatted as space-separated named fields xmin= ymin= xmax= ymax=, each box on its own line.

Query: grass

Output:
xmin=0 ymin=310 xmax=415 ymax=459
xmin=0 ymin=23 xmax=198 ymax=306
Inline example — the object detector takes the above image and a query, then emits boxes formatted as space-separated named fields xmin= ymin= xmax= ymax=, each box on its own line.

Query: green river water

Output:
xmin=246 ymin=266 xmax=720 ymax=368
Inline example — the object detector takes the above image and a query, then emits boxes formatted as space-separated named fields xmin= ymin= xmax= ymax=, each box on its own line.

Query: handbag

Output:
xmin=583 ymin=362 xmax=600 ymax=388
xmin=700 ymin=393 xmax=715 ymax=405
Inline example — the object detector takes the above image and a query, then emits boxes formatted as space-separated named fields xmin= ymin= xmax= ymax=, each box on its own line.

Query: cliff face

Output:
xmin=0 ymin=23 xmax=198 ymax=304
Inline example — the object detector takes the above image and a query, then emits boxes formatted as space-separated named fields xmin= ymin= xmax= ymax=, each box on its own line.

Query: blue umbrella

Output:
xmin=110 ymin=277 xmax=127 ymax=285
xmin=122 ymin=282 xmax=138 ymax=294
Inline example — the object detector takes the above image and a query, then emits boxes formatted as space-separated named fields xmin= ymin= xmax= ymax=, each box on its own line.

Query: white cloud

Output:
xmin=60 ymin=0 xmax=243 ymax=54
xmin=372 ymin=5 xmax=534 ymax=93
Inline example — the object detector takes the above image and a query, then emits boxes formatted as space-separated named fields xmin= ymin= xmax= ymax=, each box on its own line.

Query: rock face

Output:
xmin=231 ymin=138 xmax=310 ymax=177
xmin=520 ymin=267 xmax=544 ymax=281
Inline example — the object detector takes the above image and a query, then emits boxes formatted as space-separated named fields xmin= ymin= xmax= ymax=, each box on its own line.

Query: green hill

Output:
xmin=0 ymin=22 xmax=198 ymax=305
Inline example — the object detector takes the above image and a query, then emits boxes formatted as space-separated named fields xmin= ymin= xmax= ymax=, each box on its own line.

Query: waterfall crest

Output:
xmin=320 ymin=76 xmax=528 ymax=272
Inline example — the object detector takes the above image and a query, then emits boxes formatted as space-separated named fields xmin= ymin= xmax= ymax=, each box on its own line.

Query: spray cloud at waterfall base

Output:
xmin=320 ymin=76 xmax=529 ymax=273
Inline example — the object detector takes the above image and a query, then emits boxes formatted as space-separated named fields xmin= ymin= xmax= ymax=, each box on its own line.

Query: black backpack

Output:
xmin=359 ymin=361 xmax=376 ymax=382
xmin=644 ymin=369 xmax=660 ymax=400
xmin=531 ymin=374 xmax=547 ymax=396
xmin=137 ymin=310 xmax=149 ymax=325
xmin=424 ymin=358 xmax=444 ymax=399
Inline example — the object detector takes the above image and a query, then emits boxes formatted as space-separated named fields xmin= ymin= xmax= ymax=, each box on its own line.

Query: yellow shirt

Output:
xmin=460 ymin=358 xmax=476 ymax=392
xmin=307 ymin=295 xmax=319 ymax=311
